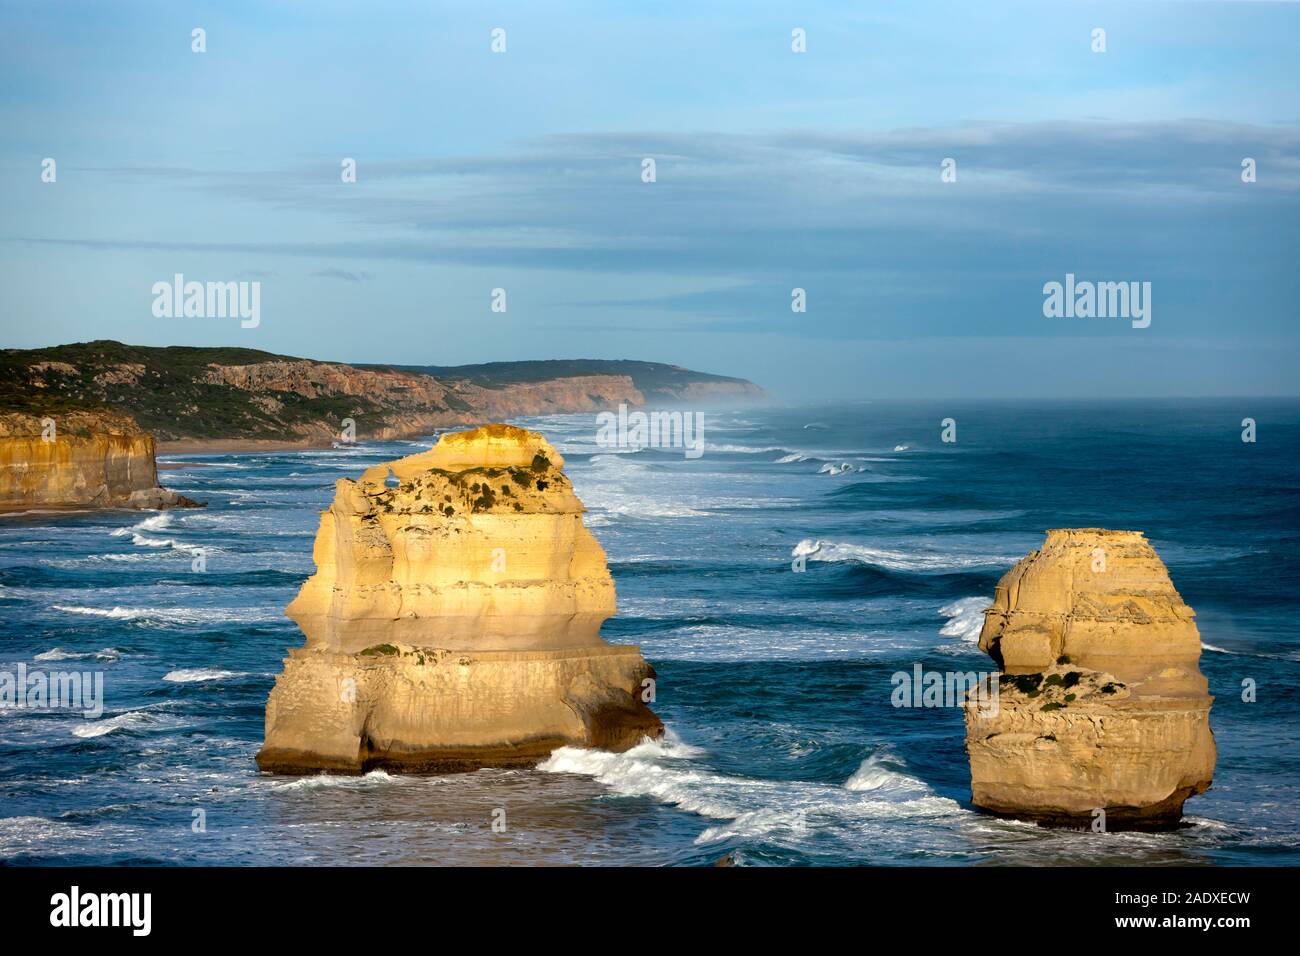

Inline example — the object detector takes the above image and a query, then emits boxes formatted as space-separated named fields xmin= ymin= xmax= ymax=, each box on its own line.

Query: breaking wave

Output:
xmin=162 ymin=668 xmax=244 ymax=683
xmin=271 ymin=770 xmax=400 ymax=792
xmin=52 ymin=605 xmax=277 ymax=626
xmin=539 ymin=733 xmax=963 ymax=848
xmin=71 ymin=710 xmax=167 ymax=738
xmin=938 ymin=597 xmax=989 ymax=643
xmin=791 ymin=539 xmax=1007 ymax=573
xmin=34 ymin=647 xmax=123 ymax=662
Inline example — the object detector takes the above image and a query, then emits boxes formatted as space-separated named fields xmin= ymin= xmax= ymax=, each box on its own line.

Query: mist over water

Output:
xmin=1 ymin=400 xmax=1297 ymax=865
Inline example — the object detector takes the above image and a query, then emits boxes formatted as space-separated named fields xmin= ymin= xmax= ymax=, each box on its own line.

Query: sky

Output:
xmin=1 ymin=0 xmax=1297 ymax=399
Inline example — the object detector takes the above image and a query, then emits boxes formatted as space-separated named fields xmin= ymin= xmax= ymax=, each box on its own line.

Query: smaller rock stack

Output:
xmin=964 ymin=529 xmax=1216 ymax=829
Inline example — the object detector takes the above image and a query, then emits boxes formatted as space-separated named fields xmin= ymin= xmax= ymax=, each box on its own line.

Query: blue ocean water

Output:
xmin=1 ymin=399 xmax=1297 ymax=866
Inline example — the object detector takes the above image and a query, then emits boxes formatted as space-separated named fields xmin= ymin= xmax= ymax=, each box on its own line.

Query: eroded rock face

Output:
xmin=964 ymin=529 xmax=1215 ymax=830
xmin=0 ymin=411 xmax=201 ymax=511
xmin=256 ymin=424 xmax=662 ymax=773
xmin=201 ymin=360 xmax=649 ymax=440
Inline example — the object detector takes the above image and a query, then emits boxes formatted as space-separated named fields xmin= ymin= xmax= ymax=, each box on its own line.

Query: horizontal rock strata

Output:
xmin=964 ymin=529 xmax=1215 ymax=830
xmin=0 ymin=411 xmax=201 ymax=510
xmin=257 ymin=424 xmax=662 ymax=773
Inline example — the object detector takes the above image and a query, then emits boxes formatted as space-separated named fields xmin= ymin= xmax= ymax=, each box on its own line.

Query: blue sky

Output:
xmin=2 ymin=1 xmax=1297 ymax=398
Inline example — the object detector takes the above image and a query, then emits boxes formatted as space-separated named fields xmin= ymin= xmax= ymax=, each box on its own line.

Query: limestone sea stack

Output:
xmin=0 ymin=410 xmax=201 ymax=511
xmin=964 ymin=529 xmax=1215 ymax=830
xmin=256 ymin=424 xmax=663 ymax=773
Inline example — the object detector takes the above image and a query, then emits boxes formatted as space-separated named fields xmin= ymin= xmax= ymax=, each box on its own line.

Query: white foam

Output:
xmin=163 ymin=668 xmax=242 ymax=683
xmin=695 ymin=808 xmax=813 ymax=844
xmin=35 ymin=647 xmax=122 ymax=662
xmin=271 ymin=770 xmax=399 ymax=792
xmin=52 ymin=605 xmax=277 ymax=626
xmin=108 ymin=513 xmax=208 ymax=555
xmin=703 ymin=444 xmax=784 ymax=454
xmin=939 ymin=597 xmax=989 ymax=643
xmin=72 ymin=710 xmax=154 ymax=738
xmin=110 ymin=513 xmax=172 ymax=537
xmin=131 ymin=533 xmax=204 ymax=553
xmin=791 ymin=539 xmax=1006 ymax=572
xmin=540 ymin=732 xmax=963 ymax=849
xmin=0 ymin=816 xmax=82 ymax=857
xmin=844 ymin=754 xmax=933 ymax=796
xmin=54 ymin=605 xmax=147 ymax=620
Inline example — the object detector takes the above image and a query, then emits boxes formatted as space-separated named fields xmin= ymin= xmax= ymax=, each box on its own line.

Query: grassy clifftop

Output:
xmin=1 ymin=341 xmax=366 ymax=440
xmin=2 ymin=341 xmax=762 ymax=442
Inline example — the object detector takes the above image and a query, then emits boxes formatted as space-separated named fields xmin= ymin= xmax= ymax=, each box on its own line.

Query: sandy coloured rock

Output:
xmin=256 ymin=424 xmax=663 ymax=773
xmin=0 ymin=410 xmax=202 ymax=511
xmin=963 ymin=529 xmax=1215 ymax=830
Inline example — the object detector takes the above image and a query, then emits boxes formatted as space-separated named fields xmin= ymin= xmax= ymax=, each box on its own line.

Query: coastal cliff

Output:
xmin=256 ymin=424 xmax=662 ymax=773
xmin=1 ymin=342 xmax=763 ymax=447
xmin=963 ymin=529 xmax=1215 ymax=830
xmin=0 ymin=410 xmax=200 ymax=511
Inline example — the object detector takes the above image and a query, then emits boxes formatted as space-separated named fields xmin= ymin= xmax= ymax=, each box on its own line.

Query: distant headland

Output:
xmin=1 ymin=341 xmax=764 ymax=453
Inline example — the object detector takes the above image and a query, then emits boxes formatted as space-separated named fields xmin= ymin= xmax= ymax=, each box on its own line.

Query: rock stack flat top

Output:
xmin=287 ymin=423 xmax=613 ymax=653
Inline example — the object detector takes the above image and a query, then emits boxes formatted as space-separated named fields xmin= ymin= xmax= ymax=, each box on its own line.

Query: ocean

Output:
xmin=1 ymin=399 xmax=1297 ymax=866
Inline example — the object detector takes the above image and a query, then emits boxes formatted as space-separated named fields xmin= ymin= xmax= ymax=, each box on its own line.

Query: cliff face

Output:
xmin=464 ymin=375 xmax=646 ymax=419
xmin=202 ymin=359 xmax=459 ymax=406
xmin=964 ymin=529 xmax=1215 ymax=829
xmin=0 ymin=411 xmax=199 ymax=510
xmin=256 ymin=424 xmax=662 ymax=773
xmin=196 ymin=366 xmax=649 ymax=444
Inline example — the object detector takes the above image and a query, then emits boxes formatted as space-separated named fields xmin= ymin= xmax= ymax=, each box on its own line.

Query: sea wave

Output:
xmin=540 ymin=733 xmax=962 ymax=848
xmin=938 ymin=597 xmax=989 ymax=643
xmin=163 ymin=668 xmax=244 ymax=683
xmin=110 ymin=513 xmax=173 ymax=536
xmin=703 ymin=444 xmax=785 ymax=454
xmin=271 ymin=770 xmax=400 ymax=792
xmin=34 ymin=647 xmax=123 ymax=662
xmin=71 ymin=710 xmax=162 ymax=738
xmin=843 ymin=754 xmax=934 ymax=796
xmin=579 ymin=488 xmax=708 ymax=518
xmin=52 ymin=604 xmax=278 ymax=626
xmin=588 ymin=454 xmax=649 ymax=472
xmin=792 ymin=539 xmax=1007 ymax=573
xmin=775 ymin=450 xmax=900 ymax=466
xmin=109 ymin=515 xmax=209 ymax=555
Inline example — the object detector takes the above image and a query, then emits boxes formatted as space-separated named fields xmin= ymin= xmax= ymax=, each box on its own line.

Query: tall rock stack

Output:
xmin=256 ymin=424 xmax=662 ymax=773
xmin=964 ymin=529 xmax=1215 ymax=830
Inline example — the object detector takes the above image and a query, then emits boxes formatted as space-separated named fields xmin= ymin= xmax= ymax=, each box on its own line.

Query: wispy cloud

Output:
xmin=312 ymin=268 xmax=373 ymax=282
xmin=12 ymin=120 xmax=1297 ymax=342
